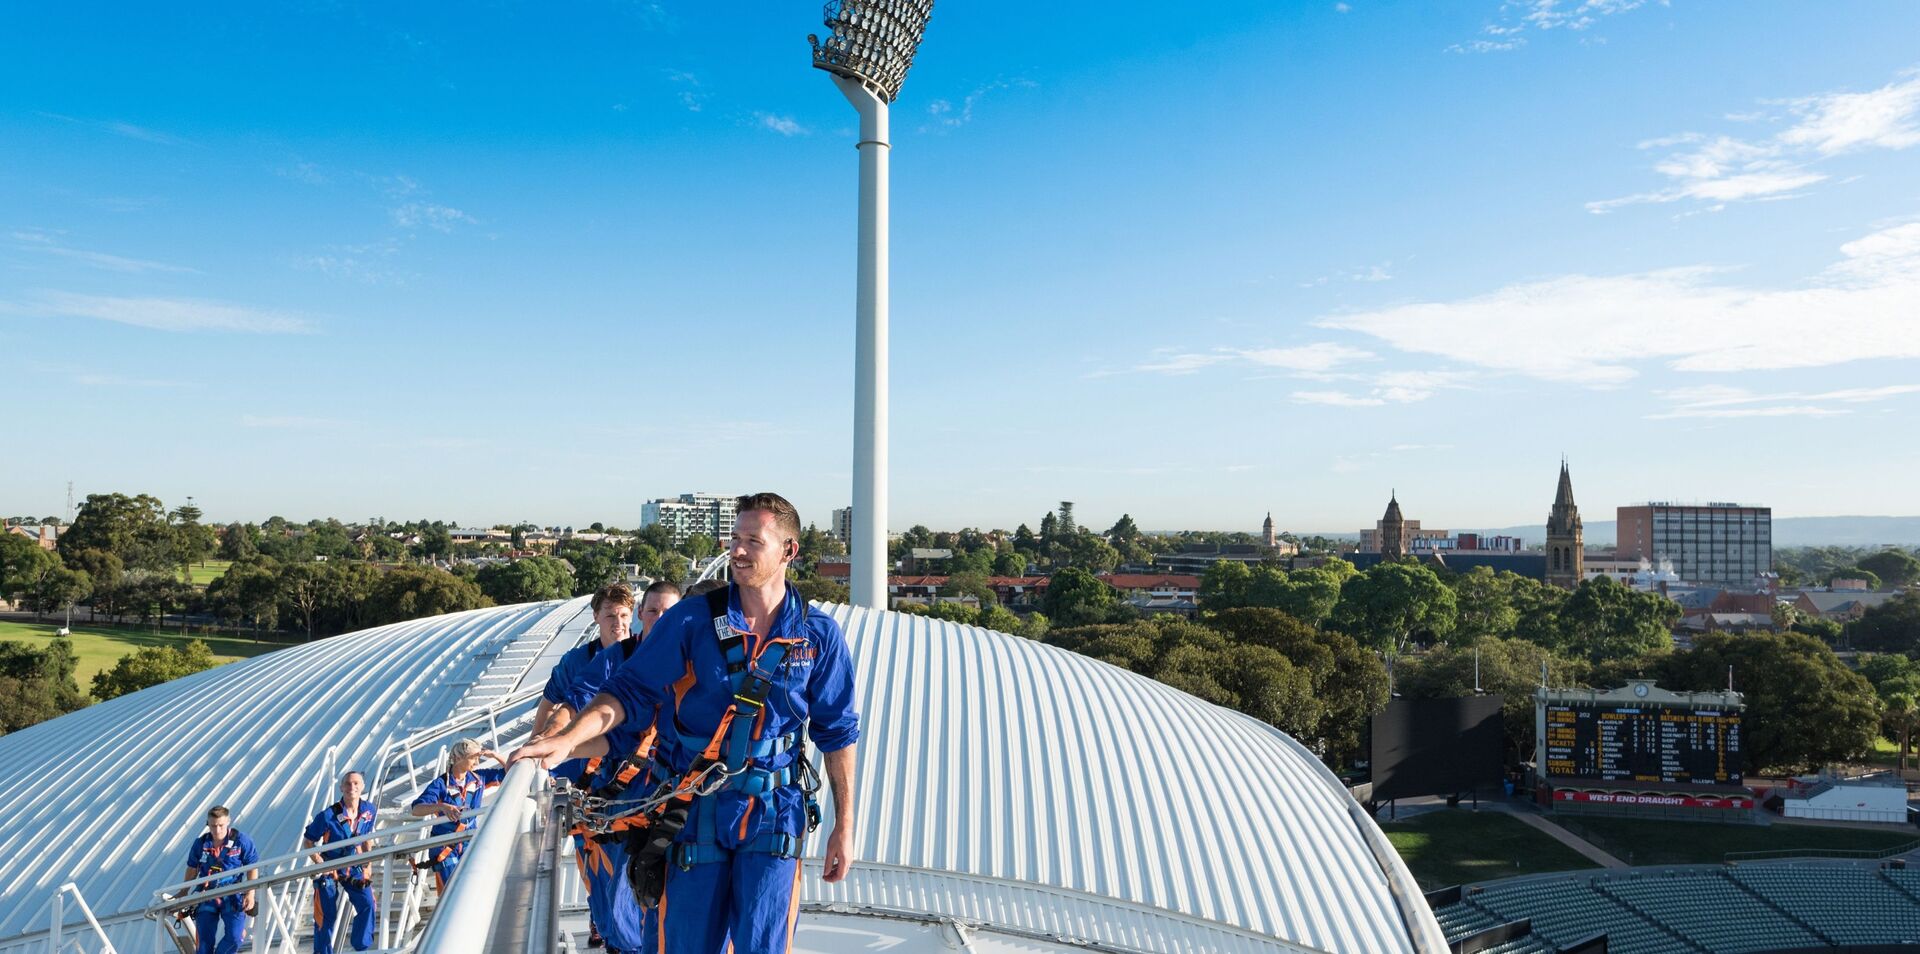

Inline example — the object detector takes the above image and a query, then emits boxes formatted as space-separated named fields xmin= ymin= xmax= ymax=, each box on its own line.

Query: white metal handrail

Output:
xmin=47 ymin=883 xmax=118 ymax=954
xmin=414 ymin=761 xmax=548 ymax=953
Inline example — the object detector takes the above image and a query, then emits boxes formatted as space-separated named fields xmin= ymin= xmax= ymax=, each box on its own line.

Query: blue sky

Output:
xmin=4 ymin=1 xmax=1918 ymax=535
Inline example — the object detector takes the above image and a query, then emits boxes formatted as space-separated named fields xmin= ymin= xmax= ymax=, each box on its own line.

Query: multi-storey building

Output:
xmin=831 ymin=507 xmax=854 ymax=545
xmin=1615 ymin=502 xmax=1772 ymax=586
xmin=640 ymin=492 xmax=738 ymax=546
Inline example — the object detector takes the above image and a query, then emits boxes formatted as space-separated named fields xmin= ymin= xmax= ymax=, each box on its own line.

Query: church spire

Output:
xmin=1547 ymin=460 xmax=1583 ymax=588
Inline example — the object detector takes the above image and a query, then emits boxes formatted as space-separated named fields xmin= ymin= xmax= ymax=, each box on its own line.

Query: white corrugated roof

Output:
xmin=0 ymin=599 xmax=1440 ymax=953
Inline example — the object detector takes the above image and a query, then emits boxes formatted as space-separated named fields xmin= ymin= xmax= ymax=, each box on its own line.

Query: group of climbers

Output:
xmin=173 ymin=491 xmax=858 ymax=954
xmin=514 ymin=492 xmax=863 ymax=954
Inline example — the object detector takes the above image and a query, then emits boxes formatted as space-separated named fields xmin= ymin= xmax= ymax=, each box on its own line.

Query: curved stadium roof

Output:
xmin=0 ymin=598 xmax=1444 ymax=953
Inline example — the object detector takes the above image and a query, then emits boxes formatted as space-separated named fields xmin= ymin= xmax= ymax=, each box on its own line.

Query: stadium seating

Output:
xmin=1598 ymin=869 xmax=1822 ymax=952
xmin=1730 ymin=863 xmax=1920 ymax=945
xmin=1469 ymin=877 xmax=1698 ymax=953
xmin=1436 ymin=861 xmax=1920 ymax=954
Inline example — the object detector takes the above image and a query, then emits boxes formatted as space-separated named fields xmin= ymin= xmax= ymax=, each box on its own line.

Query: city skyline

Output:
xmin=4 ymin=3 xmax=1918 ymax=530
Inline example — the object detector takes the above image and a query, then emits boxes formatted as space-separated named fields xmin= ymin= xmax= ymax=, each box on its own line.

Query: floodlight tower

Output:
xmin=810 ymin=0 xmax=935 ymax=609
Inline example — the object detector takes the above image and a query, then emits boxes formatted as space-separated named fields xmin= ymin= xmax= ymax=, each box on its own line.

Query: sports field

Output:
xmin=0 ymin=620 xmax=288 ymax=686
xmin=1552 ymin=815 xmax=1918 ymax=866
xmin=1382 ymin=809 xmax=1599 ymax=889
xmin=180 ymin=560 xmax=234 ymax=586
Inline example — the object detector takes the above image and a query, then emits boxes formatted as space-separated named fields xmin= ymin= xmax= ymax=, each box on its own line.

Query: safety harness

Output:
xmin=314 ymin=801 xmax=374 ymax=886
xmin=584 ymin=587 xmax=822 ymax=905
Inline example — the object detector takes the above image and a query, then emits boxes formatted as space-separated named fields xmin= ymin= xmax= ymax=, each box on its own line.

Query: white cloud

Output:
xmin=1647 ymin=382 xmax=1920 ymax=419
xmin=1335 ymin=2 xmax=1352 ymax=11
xmin=1240 ymin=342 xmax=1378 ymax=371
xmin=1302 ymin=262 xmax=1394 ymax=286
xmin=755 ymin=113 xmax=807 ymax=136
xmin=20 ymin=291 xmax=313 ymax=334
xmin=1292 ymin=390 xmax=1387 ymax=407
xmin=1319 ymin=221 xmax=1920 ymax=382
xmin=390 ymin=203 xmax=476 ymax=232
xmin=1779 ymin=72 xmax=1920 ymax=155
xmin=37 ymin=112 xmax=185 ymax=145
xmin=921 ymin=79 xmax=1037 ymax=131
xmin=1591 ymin=69 xmax=1920 ymax=212
xmin=1118 ymin=342 xmax=1375 ymax=376
xmin=1452 ymin=0 xmax=1654 ymax=52
xmin=10 ymin=229 xmax=197 ymax=274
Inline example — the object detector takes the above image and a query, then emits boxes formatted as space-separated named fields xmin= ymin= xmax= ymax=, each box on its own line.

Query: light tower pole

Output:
xmin=810 ymin=0 xmax=934 ymax=609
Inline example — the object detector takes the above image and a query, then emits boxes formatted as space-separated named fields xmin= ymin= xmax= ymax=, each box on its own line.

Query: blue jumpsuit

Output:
xmin=303 ymin=800 xmax=378 ymax=954
xmin=411 ymin=768 xmax=505 ymax=892
xmin=546 ymin=634 xmax=653 ymax=952
xmin=607 ymin=584 xmax=861 ymax=954
xmin=577 ymin=718 xmax=662 ymax=954
xmin=183 ymin=829 xmax=258 ymax=954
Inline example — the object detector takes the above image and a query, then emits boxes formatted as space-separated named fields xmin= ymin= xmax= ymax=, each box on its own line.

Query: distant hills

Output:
xmin=1448 ymin=517 xmax=1920 ymax=549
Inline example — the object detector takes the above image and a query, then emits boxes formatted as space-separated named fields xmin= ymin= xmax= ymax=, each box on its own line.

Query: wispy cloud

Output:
xmin=1301 ymin=262 xmax=1393 ymax=287
xmin=1318 ymin=220 xmax=1920 ymax=382
xmin=37 ymin=112 xmax=186 ymax=145
xmin=1647 ymin=383 xmax=1920 ymax=419
xmin=665 ymin=70 xmax=706 ymax=112
xmin=291 ymin=239 xmax=408 ymax=284
xmin=275 ymin=160 xmax=330 ymax=185
xmin=240 ymin=414 xmax=352 ymax=430
xmin=390 ymin=203 xmax=476 ymax=232
xmin=1450 ymin=0 xmax=1657 ymax=53
xmin=1290 ymin=370 xmax=1474 ymax=407
xmin=1590 ymin=69 xmax=1920 ymax=212
xmin=10 ymin=229 xmax=198 ymax=275
xmin=922 ymin=79 xmax=1037 ymax=132
xmin=15 ymin=291 xmax=314 ymax=334
xmin=755 ymin=113 xmax=808 ymax=137
xmin=1108 ymin=342 xmax=1376 ymax=377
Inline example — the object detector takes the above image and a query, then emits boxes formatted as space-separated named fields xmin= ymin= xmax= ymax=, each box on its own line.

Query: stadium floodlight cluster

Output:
xmin=808 ymin=0 xmax=935 ymax=102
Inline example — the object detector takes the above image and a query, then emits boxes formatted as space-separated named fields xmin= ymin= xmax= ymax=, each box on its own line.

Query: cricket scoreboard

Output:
xmin=1536 ymin=681 xmax=1745 ymax=786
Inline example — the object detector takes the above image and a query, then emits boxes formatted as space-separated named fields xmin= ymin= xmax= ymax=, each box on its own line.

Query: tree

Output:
xmin=992 ymin=550 xmax=1029 ymax=577
xmin=65 ymin=548 xmax=125 ymax=620
xmin=474 ymin=557 xmax=575 ymax=605
xmin=1056 ymin=502 xmax=1076 ymax=537
xmin=1055 ymin=532 xmax=1120 ymax=574
xmin=1862 ymin=654 xmax=1920 ymax=770
xmin=1330 ymin=561 xmax=1458 ymax=656
xmin=0 ymin=638 xmax=88 ymax=732
xmin=219 ymin=522 xmax=258 ymax=561
xmin=366 ymin=567 xmax=492 ymax=626
xmin=279 ymin=563 xmax=334 ymax=640
xmin=170 ymin=504 xmax=217 ymax=573
xmin=1198 ymin=561 xmax=1252 ymax=612
xmin=1858 ymin=550 xmax=1920 ymax=589
xmin=1037 ymin=512 xmax=1059 ymax=555
xmin=91 ymin=640 xmax=219 ymax=701
xmin=23 ymin=566 xmax=91 ymax=620
xmin=794 ymin=576 xmax=850 ymax=605
xmin=1450 ymin=567 xmax=1521 ymax=644
xmin=206 ymin=556 xmax=282 ymax=635
xmin=1846 ymin=593 xmax=1920 ymax=657
xmin=940 ymin=571 xmax=998 ymax=605
xmin=1208 ymin=608 xmax=1390 ymax=762
xmin=418 ymin=524 xmax=453 ymax=560
xmin=684 ymin=534 xmax=720 ymax=561
xmin=1042 ymin=568 xmax=1118 ymax=627
xmin=59 ymin=493 xmax=175 ymax=573
xmin=1012 ymin=524 xmax=1038 ymax=555
xmin=0 ymin=533 xmax=57 ymax=606
xmin=635 ymin=523 xmax=673 ymax=552
xmin=1656 ymin=631 xmax=1879 ymax=774
xmin=1554 ymin=577 xmax=1678 ymax=664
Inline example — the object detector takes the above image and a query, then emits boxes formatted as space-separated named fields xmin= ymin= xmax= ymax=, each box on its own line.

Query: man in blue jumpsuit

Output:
xmin=181 ymin=805 xmax=258 ymax=954
xmin=531 ymin=580 xmax=681 ymax=952
xmin=302 ymin=770 xmax=378 ymax=954
xmin=410 ymin=739 xmax=506 ymax=894
xmin=513 ymin=492 xmax=862 ymax=954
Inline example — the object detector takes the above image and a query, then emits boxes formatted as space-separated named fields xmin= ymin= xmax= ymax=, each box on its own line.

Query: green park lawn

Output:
xmin=180 ymin=560 xmax=234 ymax=586
xmin=1382 ymin=809 xmax=1599 ymax=889
xmin=1552 ymin=815 xmax=1918 ymax=866
xmin=0 ymin=619 xmax=287 ymax=686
